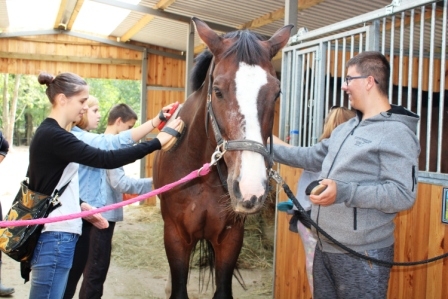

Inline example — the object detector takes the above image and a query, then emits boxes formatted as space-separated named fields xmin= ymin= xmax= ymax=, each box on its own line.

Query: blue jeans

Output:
xmin=29 ymin=232 xmax=79 ymax=299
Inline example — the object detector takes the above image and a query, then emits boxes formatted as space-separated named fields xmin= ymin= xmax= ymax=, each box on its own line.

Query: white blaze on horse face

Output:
xmin=235 ymin=62 xmax=268 ymax=200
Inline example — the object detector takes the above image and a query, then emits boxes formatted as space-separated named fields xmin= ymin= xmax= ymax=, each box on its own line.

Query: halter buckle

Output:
xmin=210 ymin=141 xmax=227 ymax=165
xmin=269 ymin=169 xmax=284 ymax=185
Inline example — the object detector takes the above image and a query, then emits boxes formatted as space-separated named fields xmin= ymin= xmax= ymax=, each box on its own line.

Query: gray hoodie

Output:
xmin=273 ymin=105 xmax=420 ymax=253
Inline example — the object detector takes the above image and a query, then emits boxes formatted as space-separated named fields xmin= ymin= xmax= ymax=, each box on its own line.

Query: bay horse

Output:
xmin=153 ymin=17 xmax=292 ymax=299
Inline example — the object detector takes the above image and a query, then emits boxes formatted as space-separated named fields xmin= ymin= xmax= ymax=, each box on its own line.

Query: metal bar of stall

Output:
xmin=426 ymin=3 xmax=436 ymax=171
xmin=316 ymin=42 xmax=327 ymax=139
xmin=398 ymin=12 xmax=405 ymax=106
xmin=359 ymin=32 xmax=364 ymax=54
xmin=389 ymin=15 xmax=396 ymax=101
xmin=304 ymin=53 xmax=311 ymax=145
xmin=340 ymin=37 xmax=347 ymax=105
xmin=417 ymin=5 xmax=425 ymax=168
xmin=290 ymin=51 xmax=300 ymax=146
xmin=310 ymin=52 xmax=317 ymax=144
xmin=280 ymin=50 xmax=293 ymax=141
xmin=333 ymin=40 xmax=339 ymax=106
xmin=436 ymin=0 xmax=447 ymax=173
xmin=425 ymin=3 xmax=436 ymax=172
xmin=325 ymin=41 xmax=332 ymax=114
xmin=381 ymin=17 xmax=387 ymax=54
xmin=407 ymin=9 xmax=415 ymax=111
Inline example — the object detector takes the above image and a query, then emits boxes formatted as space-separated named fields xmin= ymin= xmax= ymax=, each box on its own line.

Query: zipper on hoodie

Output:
xmin=412 ymin=165 xmax=416 ymax=192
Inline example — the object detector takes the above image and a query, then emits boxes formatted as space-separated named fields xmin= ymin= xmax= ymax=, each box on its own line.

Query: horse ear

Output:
xmin=192 ymin=17 xmax=223 ymax=56
xmin=264 ymin=25 xmax=294 ymax=59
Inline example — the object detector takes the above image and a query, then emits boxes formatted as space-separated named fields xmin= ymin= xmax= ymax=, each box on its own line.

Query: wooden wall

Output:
xmin=274 ymin=165 xmax=448 ymax=299
xmin=0 ymin=35 xmax=143 ymax=79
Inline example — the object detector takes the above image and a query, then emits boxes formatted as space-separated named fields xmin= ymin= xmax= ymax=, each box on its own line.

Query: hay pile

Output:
xmin=112 ymin=202 xmax=275 ymax=272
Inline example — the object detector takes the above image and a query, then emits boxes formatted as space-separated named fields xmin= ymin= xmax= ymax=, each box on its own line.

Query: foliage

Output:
xmin=86 ymin=79 xmax=142 ymax=133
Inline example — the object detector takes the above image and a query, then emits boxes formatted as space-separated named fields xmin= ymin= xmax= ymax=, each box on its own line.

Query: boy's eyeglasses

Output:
xmin=345 ymin=75 xmax=379 ymax=85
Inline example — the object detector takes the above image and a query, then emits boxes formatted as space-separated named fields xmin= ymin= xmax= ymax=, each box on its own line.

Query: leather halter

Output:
xmin=204 ymin=58 xmax=274 ymax=184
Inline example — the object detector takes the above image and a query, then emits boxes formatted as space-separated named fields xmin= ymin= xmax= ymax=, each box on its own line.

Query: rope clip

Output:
xmin=210 ymin=141 xmax=227 ymax=166
xmin=269 ymin=169 xmax=284 ymax=185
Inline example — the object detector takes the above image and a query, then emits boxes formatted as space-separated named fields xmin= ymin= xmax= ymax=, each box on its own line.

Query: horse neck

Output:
xmin=186 ymin=74 xmax=217 ymax=157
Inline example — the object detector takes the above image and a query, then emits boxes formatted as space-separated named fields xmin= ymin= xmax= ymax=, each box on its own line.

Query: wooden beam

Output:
xmin=121 ymin=15 xmax=155 ymax=42
xmin=194 ymin=43 xmax=206 ymax=55
xmin=238 ymin=0 xmax=326 ymax=30
xmin=120 ymin=0 xmax=177 ymax=42
xmin=238 ymin=7 xmax=285 ymax=30
xmin=53 ymin=0 xmax=69 ymax=29
xmin=0 ymin=51 xmax=141 ymax=65
xmin=154 ymin=0 xmax=177 ymax=10
xmin=67 ymin=0 xmax=85 ymax=30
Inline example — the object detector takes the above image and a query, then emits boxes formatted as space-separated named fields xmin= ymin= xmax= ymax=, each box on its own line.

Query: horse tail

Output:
xmin=190 ymin=239 xmax=215 ymax=293
xmin=190 ymin=239 xmax=247 ymax=292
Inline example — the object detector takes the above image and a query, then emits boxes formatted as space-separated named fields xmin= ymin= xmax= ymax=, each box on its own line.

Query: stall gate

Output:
xmin=274 ymin=0 xmax=448 ymax=298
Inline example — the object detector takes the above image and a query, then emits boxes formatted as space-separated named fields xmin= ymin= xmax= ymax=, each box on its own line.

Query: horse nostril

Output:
xmin=241 ymin=196 xmax=256 ymax=209
xmin=233 ymin=180 xmax=242 ymax=199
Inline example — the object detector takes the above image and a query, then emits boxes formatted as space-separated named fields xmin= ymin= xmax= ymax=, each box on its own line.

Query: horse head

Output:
xmin=192 ymin=17 xmax=292 ymax=214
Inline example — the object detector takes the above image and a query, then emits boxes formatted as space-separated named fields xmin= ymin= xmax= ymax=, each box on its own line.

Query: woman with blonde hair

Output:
xmin=319 ymin=106 xmax=356 ymax=141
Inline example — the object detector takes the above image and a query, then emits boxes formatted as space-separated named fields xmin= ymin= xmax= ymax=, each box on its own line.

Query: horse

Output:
xmin=152 ymin=17 xmax=293 ymax=299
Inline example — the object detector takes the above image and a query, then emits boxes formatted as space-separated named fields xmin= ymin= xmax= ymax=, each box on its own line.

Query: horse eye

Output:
xmin=213 ymin=87 xmax=223 ymax=99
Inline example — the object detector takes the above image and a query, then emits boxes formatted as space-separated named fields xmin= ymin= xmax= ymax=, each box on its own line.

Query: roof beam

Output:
xmin=91 ymin=0 xmax=235 ymax=33
xmin=120 ymin=15 xmax=155 ymax=42
xmin=120 ymin=0 xmax=177 ymax=42
xmin=0 ymin=51 xmax=140 ymax=65
xmin=54 ymin=0 xmax=69 ymax=29
xmin=67 ymin=0 xmax=85 ymax=30
xmin=238 ymin=0 xmax=326 ymax=30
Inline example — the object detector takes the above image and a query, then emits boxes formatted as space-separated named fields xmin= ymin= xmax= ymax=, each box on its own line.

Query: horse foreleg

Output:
xmin=164 ymin=224 xmax=192 ymax=299
xmin=212 ymin=223 xmax=245 ymax=299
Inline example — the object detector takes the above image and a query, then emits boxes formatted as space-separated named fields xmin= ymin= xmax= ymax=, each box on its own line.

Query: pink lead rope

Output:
xmin=0 ymin=163 xmax=212 ymax=228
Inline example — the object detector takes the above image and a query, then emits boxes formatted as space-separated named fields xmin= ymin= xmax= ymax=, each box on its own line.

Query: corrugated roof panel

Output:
xmin=111 ymin=11 xmax=146 ymax=37
xmin=164 ymin=0 xmax=284 ymax=28
xmin=0 ymin=0 xmax=9 ymax=30
xmin=131 ymin=17 xmax=190 ymax=51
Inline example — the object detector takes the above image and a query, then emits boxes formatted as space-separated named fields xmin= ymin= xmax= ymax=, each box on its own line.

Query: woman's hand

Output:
xmin=156 ymin=118 xmax=182 ymax=146
xmin=152 ymin=102 xmax=179 ymax=128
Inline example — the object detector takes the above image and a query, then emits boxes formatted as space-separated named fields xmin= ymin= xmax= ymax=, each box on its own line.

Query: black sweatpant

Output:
xmin=78 ymin=221 xmax=116 ymax=299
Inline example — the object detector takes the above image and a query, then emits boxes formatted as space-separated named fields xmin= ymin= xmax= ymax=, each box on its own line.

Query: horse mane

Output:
xmin=221 ymin=30 xmax=270 ymax=65
xmin=190 ymin=30 xmax=269 ymax=92
xmin=190 ymin=50 xmax=213 ymax=92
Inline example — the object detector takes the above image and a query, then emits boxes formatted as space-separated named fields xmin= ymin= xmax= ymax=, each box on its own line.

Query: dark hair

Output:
xmin=107 ymin=104 xmax=138 ymax=125
xmin=346 ymin=51 xmax=390 ymax=96
xmin=38 ymin=72 xmax=87 ymax=104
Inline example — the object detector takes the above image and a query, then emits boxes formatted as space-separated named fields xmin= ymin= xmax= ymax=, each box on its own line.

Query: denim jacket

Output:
xmin=71 ymin=126 xmax=134 ymax=208
xmin=102 ymin=166 xmax=152 ymax=222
